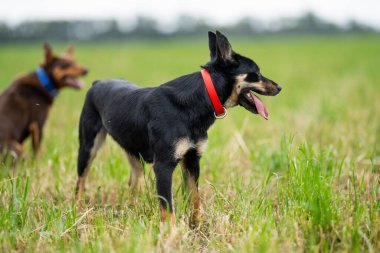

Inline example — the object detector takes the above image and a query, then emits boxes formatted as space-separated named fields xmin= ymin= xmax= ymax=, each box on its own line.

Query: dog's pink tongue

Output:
xmin=66 ymin=78 xmax=84 ymax=89
xmin=251 ymin=93 xmax=269 ymax=120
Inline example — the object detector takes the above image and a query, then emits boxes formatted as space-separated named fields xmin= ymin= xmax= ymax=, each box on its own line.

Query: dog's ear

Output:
xmin=43 ymin=42 xmax=53 ymax=63
xmin=65 ymin=44 xmax=74 ymax=60
xmin=215 ymin=31 xmax=233 ymax=62
xmin=208 ymin=31 xmax=217 ymax=61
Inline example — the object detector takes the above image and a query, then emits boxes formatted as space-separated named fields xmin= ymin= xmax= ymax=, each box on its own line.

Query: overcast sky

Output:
xmin=1 ymin=0 xmax=380 ymax=28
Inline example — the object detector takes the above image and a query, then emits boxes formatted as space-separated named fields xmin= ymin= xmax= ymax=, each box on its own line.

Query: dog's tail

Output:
xmin=92 ymin=80 xmax=100 ymax=86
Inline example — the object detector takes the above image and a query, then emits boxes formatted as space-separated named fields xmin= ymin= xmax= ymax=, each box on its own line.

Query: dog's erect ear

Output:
xmin=65 ymin=44 xmax=74 ymax=59
xmin=215 ymin=31 xmax=233 ymax=62
xmin=43 ymin=43 xmax=53 ymax=63
xmin=208 ymin=31 xmax=217 ymax=61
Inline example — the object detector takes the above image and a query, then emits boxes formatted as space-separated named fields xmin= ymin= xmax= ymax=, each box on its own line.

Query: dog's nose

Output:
xmin=277 ymin=85 xmax=282 ymax=91
xmin=83 ymin=68 xmax=89 ymax=75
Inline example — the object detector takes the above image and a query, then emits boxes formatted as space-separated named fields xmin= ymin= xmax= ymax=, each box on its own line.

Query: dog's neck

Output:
xmin=159 ymin=70 xmax=235 ymax=133
xmin=35 ymin=67 xmax=58 ymax=98
xmin=206 ymin=70 xmax=234 ymax=105
xmin=201 ymin=69 xmax=227 ymax=117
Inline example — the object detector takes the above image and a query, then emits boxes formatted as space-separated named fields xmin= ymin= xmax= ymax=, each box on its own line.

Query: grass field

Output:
xmin=0 ymin=35 xmax=379 ymax=252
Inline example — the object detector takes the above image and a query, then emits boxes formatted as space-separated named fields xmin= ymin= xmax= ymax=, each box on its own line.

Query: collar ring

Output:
xmin=214 ymin=107 xmax=227 ymax=119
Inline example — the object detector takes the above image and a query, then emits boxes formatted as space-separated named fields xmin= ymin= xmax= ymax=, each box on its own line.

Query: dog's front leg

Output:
xmin=181 ymin=150 xmax=201 ymax=228
xmin=5 ymin=140 xmax=25 ymax=169
xmin=29 ymin=121 xmax=42 ymax=157
xmin=154 ymin=160 xmax=177 ymax=226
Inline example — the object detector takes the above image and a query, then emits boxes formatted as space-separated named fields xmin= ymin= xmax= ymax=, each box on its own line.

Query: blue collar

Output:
xmin=35 ymin=67 xmax=58 ymax=98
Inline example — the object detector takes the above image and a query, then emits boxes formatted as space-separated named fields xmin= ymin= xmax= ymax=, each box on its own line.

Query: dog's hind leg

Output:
xmin=126 ymin=153 xmax=143 ymax=189
xmin=75 ymin=105 xmax=107 ymax=200
xmin=76 ymin=128 xmax=106 ymax=200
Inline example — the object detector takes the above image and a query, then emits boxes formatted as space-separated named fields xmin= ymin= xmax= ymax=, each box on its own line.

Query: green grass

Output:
xmin=0 ymin=35 xmax=379 ymax=252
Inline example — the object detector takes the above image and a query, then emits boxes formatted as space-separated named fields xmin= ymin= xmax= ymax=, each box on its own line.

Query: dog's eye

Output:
xmin=60 ymin=63 xmax=71 ymax=69
xmin=245 ymin=72 xmax=259 ymax=82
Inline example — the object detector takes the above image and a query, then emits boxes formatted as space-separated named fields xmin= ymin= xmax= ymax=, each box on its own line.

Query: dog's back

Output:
xmin=87 ymin=79 xmax=142 ymax=113
xmin=76 ymin=79 xmax=157 ymax=194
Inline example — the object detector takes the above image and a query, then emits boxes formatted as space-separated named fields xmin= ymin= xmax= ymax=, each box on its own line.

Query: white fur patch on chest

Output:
xmin=174 ymin=138 xmax=195 ymax=160
xmin=174 ymin=138 xmax=208 ymax=159
xmin=196 ymin=139 xmax=208 ymax=156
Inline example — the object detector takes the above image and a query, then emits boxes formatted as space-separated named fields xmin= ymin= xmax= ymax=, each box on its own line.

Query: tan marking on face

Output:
xmin=174 ymin=138 xmax=195 ymax=160
xmin=224 ymin=74 xmax=278 ymax=107
xmin=52 ymin=62 xmax=86 ymax=81
xmin=196 ymin=139 xmax=208 ymax=156
xmin=224 ymin=74 xmax=248 ymax=108
xmin=235 ymin=73 xmax=248 ymax=86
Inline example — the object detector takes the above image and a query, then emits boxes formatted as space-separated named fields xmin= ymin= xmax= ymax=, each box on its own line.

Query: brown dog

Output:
xmin=0 ymin=43 xmax=88 ymax=162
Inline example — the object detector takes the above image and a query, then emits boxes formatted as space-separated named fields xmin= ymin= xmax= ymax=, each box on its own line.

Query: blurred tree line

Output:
xmin=0 ymin=12 xmax=377 ymax=43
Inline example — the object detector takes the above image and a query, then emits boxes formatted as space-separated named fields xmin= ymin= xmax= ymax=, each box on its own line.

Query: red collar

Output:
xmin=201 ymin=69 xmax=227 ymax=119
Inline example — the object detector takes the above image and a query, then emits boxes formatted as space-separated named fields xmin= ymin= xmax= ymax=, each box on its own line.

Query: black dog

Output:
xmin=76 ymin=31 xmax=281 ymax=226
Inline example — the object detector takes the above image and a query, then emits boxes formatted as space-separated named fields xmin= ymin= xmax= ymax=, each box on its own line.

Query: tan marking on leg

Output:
xmin=29 ymin=122 xmax=41 ymax=156
xmin=8 ymin=141 xmax=24 ymax=159
xmin=76 ymin=177 xmax=86 ymax=201
xmin=174 ymin=138 xmax=194 ymax=160
xmin=187 ymin=175 xmax=200 ymax=225
xmin=160 ymin=206 xmax=176 ymax=227
xmin=159 ymin=207 xmax=176 ymax=231
xmin=126 ymin=153 xmax=143 ymax=189
xmin=90 ymin=128 xmax=107 ymax=160
xmin=170 ymin=212 xmax=176 ymax=226
xmin=7 ymin=141 xmax=24 ymax=168
xmin=196 ymin=139 xmax=208 ymax=156
xmin=76 ymin=128 xmax=106 ymax=200
xmin=180 ymin=161 xmax=201 ymax=226
xmin=250 ymin=81 xmax=267 ymax=93
xmin=160 ymin=206 xmax=167 ymax=221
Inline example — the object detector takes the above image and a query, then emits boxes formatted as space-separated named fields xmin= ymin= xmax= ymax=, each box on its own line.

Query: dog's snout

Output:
xmin=82 ymin=68 xmax=89 ymax=75
xmin=277 ymin=85 xmax=282 ymax=92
